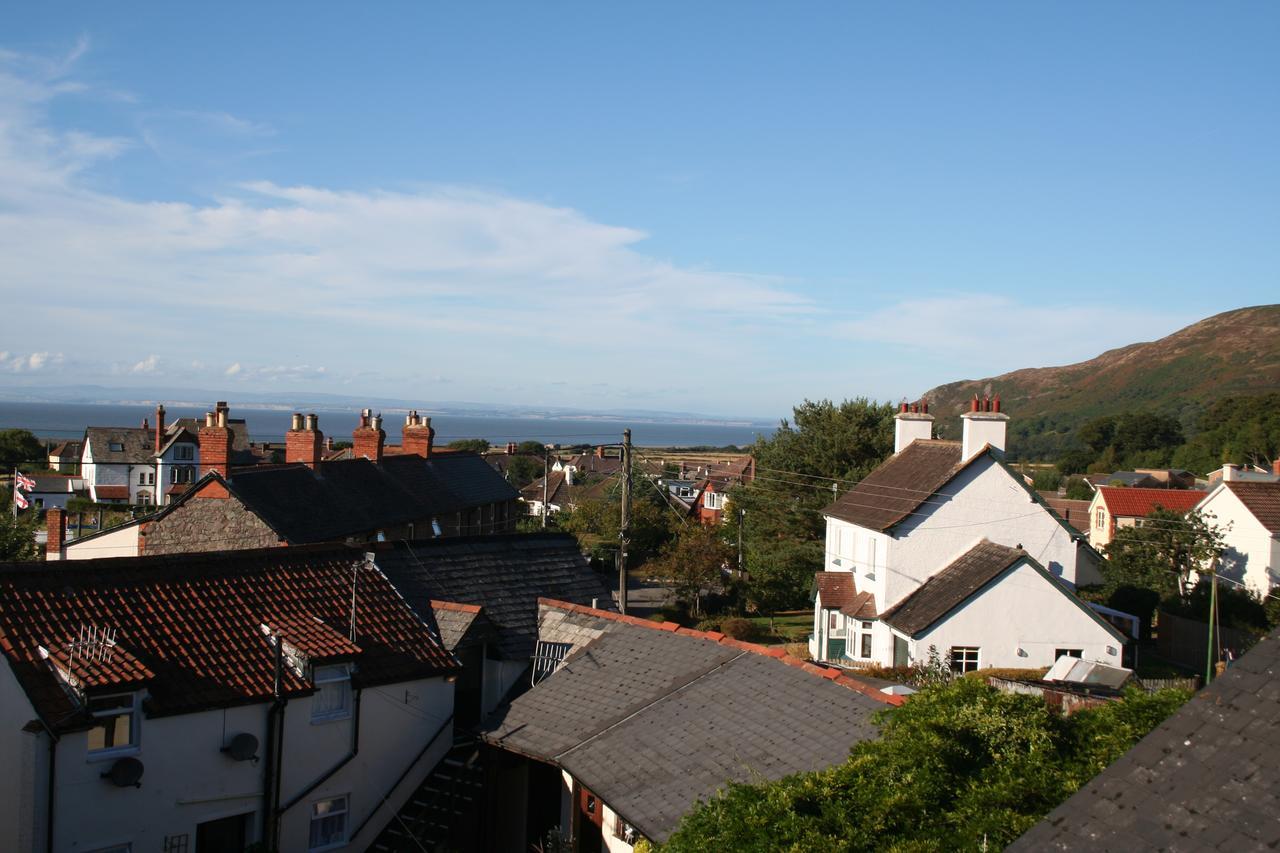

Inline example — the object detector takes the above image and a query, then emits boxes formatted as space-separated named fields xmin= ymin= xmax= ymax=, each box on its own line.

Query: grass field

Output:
xmin=746 ymin=611 xmax=812 ymax=645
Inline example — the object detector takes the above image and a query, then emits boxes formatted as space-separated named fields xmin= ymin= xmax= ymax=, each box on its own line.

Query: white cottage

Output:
xmin=811 ymin=397 xmax=1124 ymax=672
xmin=1195 ymin=479 xmax=1280 ymax=596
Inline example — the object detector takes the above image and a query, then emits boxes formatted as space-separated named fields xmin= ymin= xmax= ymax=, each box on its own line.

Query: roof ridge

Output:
xmin=537 ymin=598 xmax=904 ymax=706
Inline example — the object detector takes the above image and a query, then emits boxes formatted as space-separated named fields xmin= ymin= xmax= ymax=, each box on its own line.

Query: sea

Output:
xmin=0 ymin=402 xmax=774 ymax=449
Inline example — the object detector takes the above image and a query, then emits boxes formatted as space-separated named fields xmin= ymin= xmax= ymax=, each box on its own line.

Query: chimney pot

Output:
xmin=291 ymin=413 xmax=303 ymax=431
xmin=971 ymin=395 xmax=980 ymax=412
xmin=900 ymin=401 xmax=908 ymax=413
xmin=992 ymin=395 xmax=1001 ymax=413
xmin=921 ymin=398 xmax=929 ymax=414
xmin=155 ymin=404 xmax=166 ymax=453
xmin=205 ymin=412 xmax=215 ymax=428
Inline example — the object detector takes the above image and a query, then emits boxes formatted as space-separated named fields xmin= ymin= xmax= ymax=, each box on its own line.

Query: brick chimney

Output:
xmin=286 ymin=412 xmax=324 ymax=468
xmin=1273 ymin=458 xmax=1280 ymax=476
xmin=199 ymin=407 xmax=233 ymax=478
xmin=961 ymin=393 xmax=1009 ymax=461
xmin=894 ymin=397 xmax=934 ymax=453
xmin=154 ymin=404 xmax=166 ymax=453
xmin=401 ymin=410 xmax=435 ymax=458
xmin=46 ymin=508 xmax=66 ymax=561
xmin=353 ymin=408 xmax=385 ymax=462
xmin=506 ymin=442 xmax=518 ymax=455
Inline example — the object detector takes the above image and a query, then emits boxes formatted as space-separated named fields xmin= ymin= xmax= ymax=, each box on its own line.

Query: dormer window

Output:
xmin=87 ymin=693 xmax=139 ymax=756
xmin=311 ymin=665 xmax=352 ymax=722
xmin=175 ymin=444 xmax=195 ymax=461
xmin=704 ymin=492 xmax=725 ymax=511
xmin=109 ymin=441 xmax=124 ymax=452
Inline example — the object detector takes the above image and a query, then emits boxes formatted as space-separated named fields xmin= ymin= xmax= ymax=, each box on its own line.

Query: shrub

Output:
xmin=719 ymin=618 xmax=759 ymax=641
xmin=694 ymin=617 xmax=722 ymax=632
xmin=647 ymin=613 xmax=667 ymax=624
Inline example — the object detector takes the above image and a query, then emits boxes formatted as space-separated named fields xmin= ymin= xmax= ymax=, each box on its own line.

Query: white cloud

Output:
xmin=224 ymin=362 xmax=242 ymax=377
xmin=131 ymin=354 xmax=160 ymax=374
xmin=0 ymin=351 xmax=63 ymax=372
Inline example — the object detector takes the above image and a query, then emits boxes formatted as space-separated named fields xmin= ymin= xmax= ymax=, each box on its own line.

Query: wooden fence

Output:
xmin=1155 ymin=609 xmax=1258 ymax=674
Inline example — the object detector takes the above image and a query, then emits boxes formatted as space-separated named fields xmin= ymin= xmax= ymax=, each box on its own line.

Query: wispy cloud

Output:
xmin=0 ymin=351 xmax=64 ymax=372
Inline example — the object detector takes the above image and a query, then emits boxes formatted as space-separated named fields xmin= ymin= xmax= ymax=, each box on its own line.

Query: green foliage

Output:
xmin=1055 ymin=448 xmax=1095 ymax=476
xmin=661 ymin=680 xmax=1190 ymax=852
xmin=1031 ymin=469 xmax=1062 ymax=491
xmin=1171 ymin=391 xmax=1280 ymax=474
xmin=447 ymin=438 xmax=491 ymax=454
xmin=0 ymin=511 xmax=40 ymax=561
xmin=1161 ymin=578 xmax=1269 ymax=634
xmin=718 ymin=617 xmax=760 ymax=641
xmin=1063 ymin=476 xmax=1094 ymax=501
xmin=1103 ymin=508 xmax=1225 ymax=601
xmin=0 ymin=429 xmax=44 ymax=470
xmin=649 ymin=526 xmax=734 ymax=616
xmin=733 ymin=398 xmax=895 ymax=612
xmin=557 ymin=474 xmax=677 ymax=569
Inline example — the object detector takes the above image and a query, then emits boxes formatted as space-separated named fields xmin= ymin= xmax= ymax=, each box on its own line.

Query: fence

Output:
xmin=1155 ymin=609 xmax=1258 ymax=674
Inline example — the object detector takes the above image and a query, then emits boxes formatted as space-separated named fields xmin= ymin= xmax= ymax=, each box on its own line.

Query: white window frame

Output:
xmin=311 ymin=664 xmax=352 ymax=723
xmin=308 ymin=794 xmax=349 ymax=852
xmin=704 ymin=491 xmax=724 ymax=510
xmin=949 ymin=646 xmax=980 ymax=674
xmin=86 ymin=692 xmax=140 ymax=760
xmin=857 ymin=621 xmax=874 ymax=659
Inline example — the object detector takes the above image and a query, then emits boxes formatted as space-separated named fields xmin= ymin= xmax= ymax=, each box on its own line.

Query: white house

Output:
xmin=811 ymin=397 xmax=1125 ymax=672
xmin=0 ymin=546 xmax=458 ymax=853
xmin=1195 ymin=479 xmax=1280 ymax=596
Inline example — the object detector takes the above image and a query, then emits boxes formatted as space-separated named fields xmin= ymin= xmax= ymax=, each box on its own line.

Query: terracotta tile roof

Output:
xmin=40 ymin=634 xmax=154 ymax=693
xmin=0 ymin=545 xmax=456 ymax=732
xmin=1097 ymin=486 xmax=1204 ymax=518
xmin=814 ymin=572 xmax=877 ymax=619
xmin=823 ymin=440 xmax=966 ymax=531
xmin=94 ymin=485 xmax=130 ymax=500
xmin=1224 ymin=481 xmax=1280 ymax=534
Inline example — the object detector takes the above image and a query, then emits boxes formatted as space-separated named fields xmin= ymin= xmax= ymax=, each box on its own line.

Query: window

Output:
xmin=1095 ymin=509 xmax=1106 ymax=529
xmin=87 ymin=693 xmax=138 ymax=754
xmin=614 ymin=815 xmax=638 ymax=845
xmin=949 ymin=647 xmax=980 ymax=674
xmin=311 ymin=665 xmax=352 ymax=722
xmin=109 ymin=441 xmax=124 ymax=452
xmin=858 ymin=621 xmax=874 ymax=659
xmin=704 ymin=492 xmax=724 ymax=510
xmin=678 ymin=486 xmax=693 ymax=499
xmin=138 ymin=471 xmax=147 ymax=484
xmin=308 ymin=795 xmax=349 ymax=851
xmin=174 ymin=444 xmax=194 ymax=461
xmin=1055 ymin=648 xmax=1083 ymax=660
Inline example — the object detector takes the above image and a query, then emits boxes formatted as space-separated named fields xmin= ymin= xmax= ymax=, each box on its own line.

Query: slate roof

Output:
xmin=83 ymin=427 xmax=153 ymax=464
xmin=1087 ymin=471 xmax=1162 ymax=489
xmin=1223 ymin=481 xmax=1280 ymax=534
xmin=521 ymin=471 xmax=570 ymax=505
xmin=48 ymin=441 xmax=81 ymax=459
xmin=158 ymin=452 xmax=519 ymax=545
xmin=482 ymin=601 xmax=888 ymax=844
xmin=881 ymin=541 xmax=1029 ymax=637
xmin=429 ymin=600 xmax=497 ymax=651
xmin=1010 ymin=629 xmax=1280 ymax=851
xmin=823 ymin=440 xmax=966 ymax=531
xmin=0 ymin=545 xmax=457 ymax=732
xmin=373 ymin=534 xmax=613 ymax=660
xmin=1097 ymin=486 xmax=1204 ymax=518
xmin=814 ymin=572 xmax=877 ymax=619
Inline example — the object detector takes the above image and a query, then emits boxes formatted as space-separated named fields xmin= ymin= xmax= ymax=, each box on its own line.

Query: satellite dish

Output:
xmin=222 ymin=732 xmax=260 ymax=762
xmin=101 ymin=757 xmax=144 ymax=788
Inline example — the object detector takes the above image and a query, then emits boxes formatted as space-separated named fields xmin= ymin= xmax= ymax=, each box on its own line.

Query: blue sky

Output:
xmin=1 ymin=4 xmax=1276 ymax=418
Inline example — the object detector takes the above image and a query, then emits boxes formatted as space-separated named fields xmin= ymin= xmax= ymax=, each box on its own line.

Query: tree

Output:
xmin=661 ymin=679 xmax=1189 ymax=852
xmin=1103 ymin=508 xmax=1225 ymax=600
xmin=0 ymin=429 xmax=44 ymax=470
xmin=1063 ymin=476 xmax=1094 ymax=501
xmin=649 ymin=526 xmax=735 ymax=616
xmin=0 ymin=511 xmax=39 ymax=561
xmin=506 ymin=441 xmax=549 ymax=489
xmin=447 ymin=438 xmax=490 ymax=454
xmin=731 ymin=399 xmax=896 ymax=610
xmin=557 ymin=474 xmax=678 ymax=569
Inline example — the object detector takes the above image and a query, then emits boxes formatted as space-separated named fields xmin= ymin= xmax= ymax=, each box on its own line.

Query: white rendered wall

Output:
xmin=908 ymin=561 xmax=1122 ymax=670
xmin=63 ymin=522 xmax=141 ymax=560
xmin=0 ymin=664 xmax=43 ymax=852
xmin=1199 ymin=486 xmax=1279 ymax=595
xmin=887 ymin=457 xmax=1102 ymax=607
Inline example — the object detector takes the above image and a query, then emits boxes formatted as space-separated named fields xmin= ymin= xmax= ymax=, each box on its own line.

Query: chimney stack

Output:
xmin=286 ymin=412 xmax=324 ymax=468
xmin=353 ymin=408 xmax=386 ymax=463
xmin=894 ymin=397 xmax=935 ymax=453
xmin=155 ymin=404 xmax=166 ymax=453
xmin=961 ymin=391 xmax=1009 ymax=460
xmin=46 ymin=508 xmax=66 ymax=561
xmin=199 ymin=404 xmax=233 ymax=478
xmin=401 ymin=410 xmax=435 ymax=458
xmin=1222 ymin=463 xmax=1239 ymax=482
xmin=506 ymin=442 xmax=518 ymax=455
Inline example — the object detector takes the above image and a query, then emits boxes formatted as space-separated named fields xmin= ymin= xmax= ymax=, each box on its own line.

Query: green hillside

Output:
xmin=922 ymin=305 xmax=1280 ymax=460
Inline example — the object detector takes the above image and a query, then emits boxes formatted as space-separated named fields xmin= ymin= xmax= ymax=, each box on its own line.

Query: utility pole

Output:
xmin=619 ymin=429 xmax=632 ymax=615
xmin=1205 ymin=563 xmax=1219 ymax=685
xmin=541 ymin=451 xmax=549 ymax=529
xmin=737 ymin=508 xmax=745 ymax=576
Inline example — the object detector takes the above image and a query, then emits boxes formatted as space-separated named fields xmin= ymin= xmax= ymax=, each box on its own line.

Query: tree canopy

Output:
xmin=732 ymin=399 xmax=895 ymax=611
xmin=0 ymin=511 xmax=39 ymax=561
xmin=661 ymin=679 xmax=1189 ymax=852
xmin=0 ymin=429 xmax=44 ymax=470
xmin=446 ymin=438 xmax=490 ymax=454
xmin=648 ymin=525 xmax=735 ymax=616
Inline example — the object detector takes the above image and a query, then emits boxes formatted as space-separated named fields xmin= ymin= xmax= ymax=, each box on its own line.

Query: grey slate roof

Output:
xmin=823 ymin=439 xmax=966 ymax=531
xmin=374 ymin=534 xmax=613 ymax=660
xmin=429 ymin=601 xmax=498 ymax=651
xmin=1011 ymin=629 xmax=1280 ymax=851
xmin=482 ymin=604 xmax=884 ymax=844
xmin=881 ymin=540 xmax=1026 ymax=637
xmin=83 ymin=426 xmax=153 ymax=463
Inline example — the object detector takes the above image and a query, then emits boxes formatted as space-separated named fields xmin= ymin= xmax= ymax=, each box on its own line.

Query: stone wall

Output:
xmin=143 ymin=494 xmax=280 ymax=554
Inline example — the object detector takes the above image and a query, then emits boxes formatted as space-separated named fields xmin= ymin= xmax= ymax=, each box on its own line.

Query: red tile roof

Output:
xmin=1097 ymin=487 xmax=1204 ymax=518
xmin=1223 ymin=482 xmax=1280 ymax=534
xmin=0 ymin=545 xmax=456 ymax=732
xmin=94 ymin=485 xmax=130 ymax=500
xmin=814 ymin=572 xmax=878 ymax=619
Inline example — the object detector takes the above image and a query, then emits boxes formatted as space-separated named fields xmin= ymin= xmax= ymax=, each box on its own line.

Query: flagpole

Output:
xmin=12 ymin=466 xmax=17 ymax=520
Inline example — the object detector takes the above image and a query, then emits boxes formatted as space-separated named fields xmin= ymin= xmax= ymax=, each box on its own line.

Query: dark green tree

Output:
xmin=0 ymin=429 xmax=44 ymax=470
xmin=446 ymin=438 xmax=490 ymax=454
xmin=1103 ymin=508 xmax=1225 ymax=600
xmin=506 ymin=441 xmax=549 ymax=489
xmin=0 ymin=511 xmax=39 ymax=561
xmin=649 ymin=526 xmax=735 ymax=617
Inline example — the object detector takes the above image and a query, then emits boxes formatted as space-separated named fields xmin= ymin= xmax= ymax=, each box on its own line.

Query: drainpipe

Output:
xmin=276 ymin=687 xmax=362 ymax=817
xmin=45 ymin=729 xmax=57 ymax=853
xmin=262 ymin=636 xmax=287 ymax=849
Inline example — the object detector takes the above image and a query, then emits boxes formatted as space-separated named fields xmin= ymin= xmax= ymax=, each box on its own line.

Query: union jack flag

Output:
xmin=15 ymin=472 xmax=36 ymax=492
xmin=13 ymin=488 xmax=29 ymax=510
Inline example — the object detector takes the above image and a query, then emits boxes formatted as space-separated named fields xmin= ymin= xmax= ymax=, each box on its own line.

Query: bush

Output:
xmin=647 ymin=613 xmax=667 ymax=624
xmin=1032 ymin=469 xmax=1063 ymax=491
xmin=694 ymin=617 xmax=722 ymax=632
xmin=719 ymin=618 xmax=759 ymax=641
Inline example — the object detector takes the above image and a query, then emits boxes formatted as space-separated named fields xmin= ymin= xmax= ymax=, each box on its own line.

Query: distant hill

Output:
xmin=922 ymin=305 xmax=1280 ymax=457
